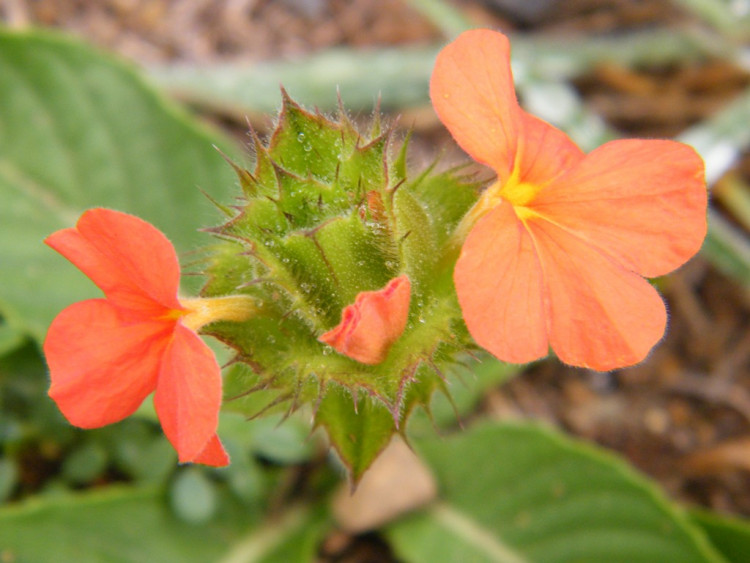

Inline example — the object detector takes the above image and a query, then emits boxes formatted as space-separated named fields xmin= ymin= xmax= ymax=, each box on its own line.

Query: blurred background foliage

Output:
xmin=1 ymin=0 xmax=750 ymax=561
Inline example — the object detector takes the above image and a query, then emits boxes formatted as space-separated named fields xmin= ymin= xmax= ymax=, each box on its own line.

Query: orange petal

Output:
xmin=454 ymin=203 xmax=548 ymax=364
xmin=44 ymin=299 xmax=168 ymax=428
xmin=528 ymin=218 xmax=667 ymax=370
xmin=532 ymin=139 xmax=707 ymax=278
xmin=192 ymin=434 xmax=230 ymax=467
xmin=154 ymin=324 xmax=222 ymax=462
xmin=319 ymin=275 xmax=411 ymax=365
xmin=45 ymin=208 xmax=183 ymax=313
xmin=517 ymin=112 xmax=584 ymax=186
xmin=430 ymin=29 xmax=521 ymax=180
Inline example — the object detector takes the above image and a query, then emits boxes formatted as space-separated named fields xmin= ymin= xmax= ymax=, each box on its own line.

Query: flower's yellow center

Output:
xmin=499 ymin=179 xmax=541 ymax=208
xmin=445 ymin=166 xmax=544 ymax=260
xmin=466 ymin=169 xmax=543 ymax=226
xmin=498 ymin=174 xmax=543 ymax=222
xmin=176 ymin=295 xmax=259 ymax=331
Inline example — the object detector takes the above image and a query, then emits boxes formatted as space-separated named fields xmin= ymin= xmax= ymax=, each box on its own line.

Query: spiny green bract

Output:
xmin=201 ymin=93 xmax=480 ymax=481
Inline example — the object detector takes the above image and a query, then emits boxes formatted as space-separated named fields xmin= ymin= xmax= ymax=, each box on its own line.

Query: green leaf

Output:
xmin=404 ymin=0 xmax=474 ymax=37
xmin=220 ymin=504 xmax=329 ymax=563
xmin=251 ymin=415 xmax=315 ymax=465
xmin=387 ymin=422 xmax=724 ymax=562
xmin=679 ymin=86 xmax=750 ymax=285
xmin=148 ymin=30 xmax=721 ymax=116
xmin=150 ymin=46 xmax=437 ymax=115
xmin=690 ymin=508 xmax=750 ymax=563
xmin=700 ymin=209 xmax=750 ymax=286
xmin=0 ymin=458 xmax=17 ymax=503
xmin=0 ymin=321 xmax=24 ymax=358
xmin=0 ymin=486 xmax=259 ymax=562
xmin=0 ymin=29 xmax=239 ymax=341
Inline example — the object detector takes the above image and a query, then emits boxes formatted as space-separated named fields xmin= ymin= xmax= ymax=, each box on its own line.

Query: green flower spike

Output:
xmin=202 ymin=92 xmax=480 ymax=482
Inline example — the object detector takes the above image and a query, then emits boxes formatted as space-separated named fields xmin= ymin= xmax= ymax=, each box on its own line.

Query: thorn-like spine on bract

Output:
xmin=388 ymin=177 xmax=406 ymax=196
xmin=310 ymin=234 xmax=340 ymax=288
xmin=352 ymin=387 xmax=360 ymax=414
xmin=382 ymin=178 xmax=406 ymax=230
xmin=285 ymin=374 xmax=308 ymax=422
xmin=219 ymin=355 xmax=243 ymax=371
xmin=276 ymin=383 xmax=303 ymax=427
xmin=215 ymin=145 xmax=259 ymax=198
xmin=336 ymin=88 xmax=345 ymax=118
xmin=371 ymin=96 xmax=382 ymax=137
xmin=226 ymin=377 xmax=274 ymax=403
xmin=392 ymin=363 xmax=420 ymax=428
xmin=311 ymin=379 xmax=326 ymax=420
xmin=464 ymin=348 xmax=482 ymax=363
xmin=427 ymin=357 xmax=448 ymax=385
xmin=429 ymin=358 xmax=464 ymax=429
xmin=247 ymin=392 xmax=295 ymax=421
xmin=198 ymin=184 xmax=236 ymax=217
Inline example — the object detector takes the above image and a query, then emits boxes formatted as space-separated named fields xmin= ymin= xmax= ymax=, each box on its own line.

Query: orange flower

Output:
xmin=320 ymin=275 xmax=411 ymax=365
xmin=43 ymin=208 xmax=248 ymax=466
xmin=431 ymin=30 xmax=707 ymax=370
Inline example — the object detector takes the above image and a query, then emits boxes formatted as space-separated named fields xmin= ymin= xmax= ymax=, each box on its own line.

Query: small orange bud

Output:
xmin=319 ymin=275 xmax=411 ymax=365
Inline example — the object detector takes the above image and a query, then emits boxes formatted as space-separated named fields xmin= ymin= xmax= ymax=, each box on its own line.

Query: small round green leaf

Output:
xmin=169 ymin=468 xmax=218 ymax=524
xmin=61 ymin=442 xmax=108 ymax=485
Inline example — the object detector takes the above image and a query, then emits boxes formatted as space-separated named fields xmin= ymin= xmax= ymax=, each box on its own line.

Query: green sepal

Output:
xmin=314 ymin=384 xmax=398 ymax=485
